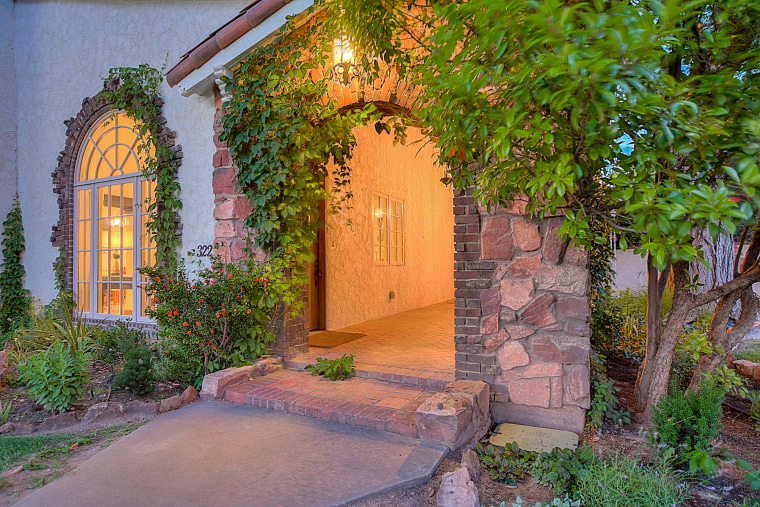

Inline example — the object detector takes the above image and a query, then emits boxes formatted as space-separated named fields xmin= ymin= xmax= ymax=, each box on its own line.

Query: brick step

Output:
xmin=223 ymin=369 xmax=440 ymax=437
xmin=284 ymin=358 xmax=455 ymax=390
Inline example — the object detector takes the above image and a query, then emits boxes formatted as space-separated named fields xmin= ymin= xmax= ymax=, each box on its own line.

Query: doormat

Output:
xmin=309 ymin=331 xmax=366 ymax=348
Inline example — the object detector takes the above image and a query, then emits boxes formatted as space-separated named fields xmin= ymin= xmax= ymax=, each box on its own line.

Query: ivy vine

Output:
xmin=0 ymin=195 xmax=31 ymax=336
xmin=220 ymin=12 xmax=398 ymax=292
xmin=100 ymin=64 xmax=182 ymax=267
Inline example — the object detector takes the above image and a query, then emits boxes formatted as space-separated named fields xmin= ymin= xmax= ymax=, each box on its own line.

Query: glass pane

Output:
xmin=77 ymin=283 xmax=90 ymax=313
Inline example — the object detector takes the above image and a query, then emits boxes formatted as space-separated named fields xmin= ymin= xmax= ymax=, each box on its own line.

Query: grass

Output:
xmin=0 ymin=434 xmax=76 ymax=472
xmin=576 ymin=455 xmax=690 ymax=507
xmin=735 ymin=343 xmax=760 ymax=364
xmin=0 ymin=421 xmax=145 ymax=474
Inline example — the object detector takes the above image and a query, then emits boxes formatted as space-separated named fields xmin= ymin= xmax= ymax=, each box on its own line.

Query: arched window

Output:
xmin=74 ymin=112 xmax=156 ymax=320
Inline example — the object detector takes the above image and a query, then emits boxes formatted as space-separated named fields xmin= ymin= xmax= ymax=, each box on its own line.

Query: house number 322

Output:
xmin=196 ymin=245 xmax=213 ymax=257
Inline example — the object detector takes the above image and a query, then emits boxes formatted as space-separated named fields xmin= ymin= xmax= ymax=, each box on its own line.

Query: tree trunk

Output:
xmin=689 ymin=226 xmax=735 ymax=293
xmin=641 ymin=262 xmax=691 ymax=420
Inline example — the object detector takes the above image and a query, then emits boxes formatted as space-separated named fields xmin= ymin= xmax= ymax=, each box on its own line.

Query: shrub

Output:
xmin=17 ymin=341 xmax=89 ymax=413
xmin=305 ymin=354 xmax=354 ymax=381
xmin=0 ymin=196 xmax=31 ymax=338
xmin=141 ymin=257 xmax=279 ymax=388
xmin=649 ymin=378 xmax=726 ymax=474
xmin=587 ymin=353 xmax=630 ymax=430
xmin=487 ymin=498 xmax=580 ymax=507
xmin=112 ymin=344 xmax=154 ymax=395
xmin=13 ymin=298 xmax=100 ymax=355
xmin=576 ymin=455 xmax=689 ymax=507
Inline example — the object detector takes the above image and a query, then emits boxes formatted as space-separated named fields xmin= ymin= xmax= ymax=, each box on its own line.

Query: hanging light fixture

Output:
xmin=330 ymin=36 xmax=360 ymax=86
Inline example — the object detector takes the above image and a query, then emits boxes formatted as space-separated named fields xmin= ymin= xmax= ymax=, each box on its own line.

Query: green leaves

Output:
xmin=0 ymin=195 xmax=31 ymax=336
xmin=304 ymin=354 xmax=355 ymax=381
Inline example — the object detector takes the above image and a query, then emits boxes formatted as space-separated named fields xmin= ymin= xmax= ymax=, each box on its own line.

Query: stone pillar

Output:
xmin=210 ymin=88 xmax=307 ymax=359
xmin=453 ymin=188 xmax=590 ymax=433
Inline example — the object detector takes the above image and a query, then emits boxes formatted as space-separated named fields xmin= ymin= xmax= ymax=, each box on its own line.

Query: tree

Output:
xmin=329 ymin=0 xmax=760 ymax=417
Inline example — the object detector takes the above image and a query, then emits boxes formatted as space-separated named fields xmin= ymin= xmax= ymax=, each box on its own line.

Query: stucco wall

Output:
xmin=325 ymin=125 xmax=453 ymax=329
xmin=0 ymin=0 xmax=18 ymax=260
xmin=13 ymin=0 xmax=250 ymax=303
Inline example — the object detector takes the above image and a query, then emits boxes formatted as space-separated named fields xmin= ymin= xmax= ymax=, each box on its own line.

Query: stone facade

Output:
xmin=453 ymin=189 xmax=590 ymax=432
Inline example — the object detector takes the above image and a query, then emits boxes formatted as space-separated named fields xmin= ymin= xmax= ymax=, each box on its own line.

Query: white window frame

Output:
xmin=371 ymin=192 xmax=404 ymax=266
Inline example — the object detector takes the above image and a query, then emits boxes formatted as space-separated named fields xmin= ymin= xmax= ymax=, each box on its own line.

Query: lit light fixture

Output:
xmin=330 ymin=36 xmax=360 ymax=85
xmin=110 ymin=217 xmax=129 ymax=227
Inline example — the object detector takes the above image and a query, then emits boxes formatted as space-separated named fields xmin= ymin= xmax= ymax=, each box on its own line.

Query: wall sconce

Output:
xmin=330 ymin=36 xmax=360 ymax=86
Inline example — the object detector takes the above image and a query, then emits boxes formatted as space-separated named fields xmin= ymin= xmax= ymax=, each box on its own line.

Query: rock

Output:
xmin=480 ymin=314 xmax=498 ymax=334
xmin=519 ymin=293 xmax=556 ymax=327
xmin=7 ymin=422 xmax=35 ymax=435
xmin=500 ymin=279 xmax=534 ymax=311
xmin=481 ymin=215 xmax=513 ymax=261
xmin=564 ymin=364 xmax=591 ymax=409
xmin=80 ymin=402 xmax=125 ymax=426
xmin=0 ymin=465 xmax=23 ymax=479
xmin=0 ymin=422 xmax=14 ymax=435
xmin=734 ymin=360 xmax=760 ymax=380
xmin=497 ymin=341 xmax=530 ymax=371
xmin=416 ymin=381 xmax=490 ymax=451
xmin=535 ymin=265 xmax=587 ymax=296
xmin=512 ymin=218 xmax=541 ymax=252
xmin=480 ymin=286 xmax=501 ymax=316
xmin=436 ymin=467 xmax=479 ymax=507
xmin=483 ymin=329 xmax=510 ymax=353
xmin=508 ymin=378 xmax=551 ymax=408
xmin=123 ymin=400 xmax=158 ymax=420
xmin=461 ymin=449 xmax=482 ymax=484
xmin=506 ymin=254 xmax=543 ymax=278
xmin=180 ymin=386 xmax=199 ymax=404
xmin=37 ymin=411 xmax=80 ymax=432
xmin=158 ymin=395 xmax=182 ymax=413
xmin=256 ymin=355 xmax=283 ymax=376
xmin=199 ymin=365 xmax=252 ymax=400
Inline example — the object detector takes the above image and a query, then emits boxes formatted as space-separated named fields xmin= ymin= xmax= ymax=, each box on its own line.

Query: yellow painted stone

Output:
xmin=488 ymin=423 xmax=578 ymax=453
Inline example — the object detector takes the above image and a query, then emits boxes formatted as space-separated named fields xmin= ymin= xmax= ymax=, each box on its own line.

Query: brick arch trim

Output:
xmin=327 ymin=68 xmax=421 ymax=115
xmin=50 ymin=87 xmax=183 ymax=297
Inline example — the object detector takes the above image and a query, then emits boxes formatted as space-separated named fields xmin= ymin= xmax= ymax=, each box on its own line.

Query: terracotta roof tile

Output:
xmin=166 ymin=0 xmax=293 ymax=87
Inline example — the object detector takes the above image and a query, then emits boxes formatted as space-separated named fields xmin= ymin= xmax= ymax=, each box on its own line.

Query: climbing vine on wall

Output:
xmin=0 ymin=195 xmax=32 ymax=336
xmin=219 ymin=14 xmax=388 ymax=293
xmin=100 ymin=64 xmax=182 ymax=267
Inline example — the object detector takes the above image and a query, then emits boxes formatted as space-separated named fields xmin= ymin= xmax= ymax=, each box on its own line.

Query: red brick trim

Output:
xmin=51 ymin=86 xmax=183 ymax=307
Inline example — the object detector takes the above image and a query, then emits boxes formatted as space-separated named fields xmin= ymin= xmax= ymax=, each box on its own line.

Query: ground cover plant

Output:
xmin=305 ymin=354 xmax=355 ymax=381
xmin=0 ymin=433 xmax=75 ymax=472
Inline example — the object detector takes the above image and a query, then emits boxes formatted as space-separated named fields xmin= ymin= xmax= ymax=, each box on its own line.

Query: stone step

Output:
xmin=284 ymin=358 xmax=455 ymax=390
xmin=223 ymin=369 xmax=441 ymax=437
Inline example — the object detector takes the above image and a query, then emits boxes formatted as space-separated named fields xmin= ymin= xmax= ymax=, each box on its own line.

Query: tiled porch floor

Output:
xmin=287 ymin=300 xmax=456 ymax=387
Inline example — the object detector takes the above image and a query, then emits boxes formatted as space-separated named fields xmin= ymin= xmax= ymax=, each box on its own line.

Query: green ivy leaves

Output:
xmin=0 ymin=195 xmax=31 ymax=336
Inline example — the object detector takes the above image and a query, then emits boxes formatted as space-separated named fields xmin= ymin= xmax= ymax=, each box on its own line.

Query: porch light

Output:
xmin=330 ymin=36 xmax=360 ymax=86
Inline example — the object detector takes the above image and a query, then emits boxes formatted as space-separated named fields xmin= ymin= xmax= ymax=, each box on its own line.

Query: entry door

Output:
xmin=307 ymin=202 xmax=326 ymax=331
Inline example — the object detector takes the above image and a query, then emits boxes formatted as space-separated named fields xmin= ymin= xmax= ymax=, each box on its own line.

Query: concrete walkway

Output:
xmin=13 ymin=402 xmax=446 ymax=507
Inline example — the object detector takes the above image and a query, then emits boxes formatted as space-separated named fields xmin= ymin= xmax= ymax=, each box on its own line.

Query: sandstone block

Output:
xmin=500 ymin=279 xmax=534 ymax=310
xmin=158 ymin=395 xmax=182 ymax=413
xmin=498 ymin=341 xmax=530 ymax=371
xmin=491 ymin=401 xmax=586 ymax=434
xmin=480 ymin=313 xmax=498 ymax=335
xmin=535 ymin=265 xmax=587 ymax=296
xmin=484 ymin=329 xmax=509 ymax=353
xmin=512 ymin=218 xmax=541 ymax=252
xmin=480 ymin=285 xmax=501 ymax=316
xmin=734 ymin=360 xmax=760 ymax=380
xmin=564 ymin=364 xmax=591 ymax=409
xmin=200 ymin=365 xmax=253 ymax=400
xmin=213 ymin=196 xmax=250 ymax=221
xmin=214 ymin=220 xmax=236 ymax=239
xmin=531 ymin=334 xmax=589 ymax=364
xmin=461 ymin=449 xmax=482 ymax=484
xmin=507 ymin=254 xmax=543 ymax=278
xmin=505 ymin=325 xmax=534 ymax=340
xmin=519 ymin=293 xmax=556 ymax=327
xmin=37 ymin=411 xmax=80 ymax=432
xmin=557 ymin=296 xmax=590 ymax=321
xmin=437 ymin=467 xmax=479 ymax=507
xmin=212 ymin=148 xmax=231 ymax=169
xmin=5 ymin=422 xmax=35 ymax=435
xmin=508 ymin=378 xmax=551 ymax=408
xmin=523 ymin=362 xmax=563 ymax=378
xmin=180 ymin=386 xmax=199 ymax=404
xmin=481 ymin=215 xmax=513 ymax=260
xmin=550 ymin=377 xmax=563 ymax=408
xmin=80 ymin=402 xmax=125 ymax=426
xmin=212 ymin=166 xmax=236 ymax=194
xmin=123 ymin=400 xmax=158 ymax=420
xmin=543 ymin=220 xmax=564 ymax=264
xmin=417 ymin=381 xmax=490 ymax=450
xmin=565 ymin=247 xmax=588 ymax=266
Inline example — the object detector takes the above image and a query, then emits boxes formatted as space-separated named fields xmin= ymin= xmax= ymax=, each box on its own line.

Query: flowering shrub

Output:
xmin=140 ymin=257 xmax=280 ymax=387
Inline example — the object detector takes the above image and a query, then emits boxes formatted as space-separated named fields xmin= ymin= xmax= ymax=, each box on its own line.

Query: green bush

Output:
xmin=141 ymin=257 xmax=279 ymax=388
xmin=112 ymin=344 xmax=154 ymax=395
xmin=487 ymin=498 xmax=580 ymax=507
xmin=576 ymin=455 xmax=689 ymax=507
xmin=649 ymin=378 xmax=726 ymax=474
xmin=13 ymin=298 xmax=100 ymax=355
xmin=0 ymin=196 xmax=31 ymax=338
xmin=587 ymin=353 xmax=630 ymax=430
xmin=305 ymin=354 xmax=354 ymax=381
xmin=477 ymin=442 xmax=537 ymax=486
xmin=95 ymin=321 xmax=140 ymax=364
xmin=17 ymin=341 xmax=89 ymax=413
